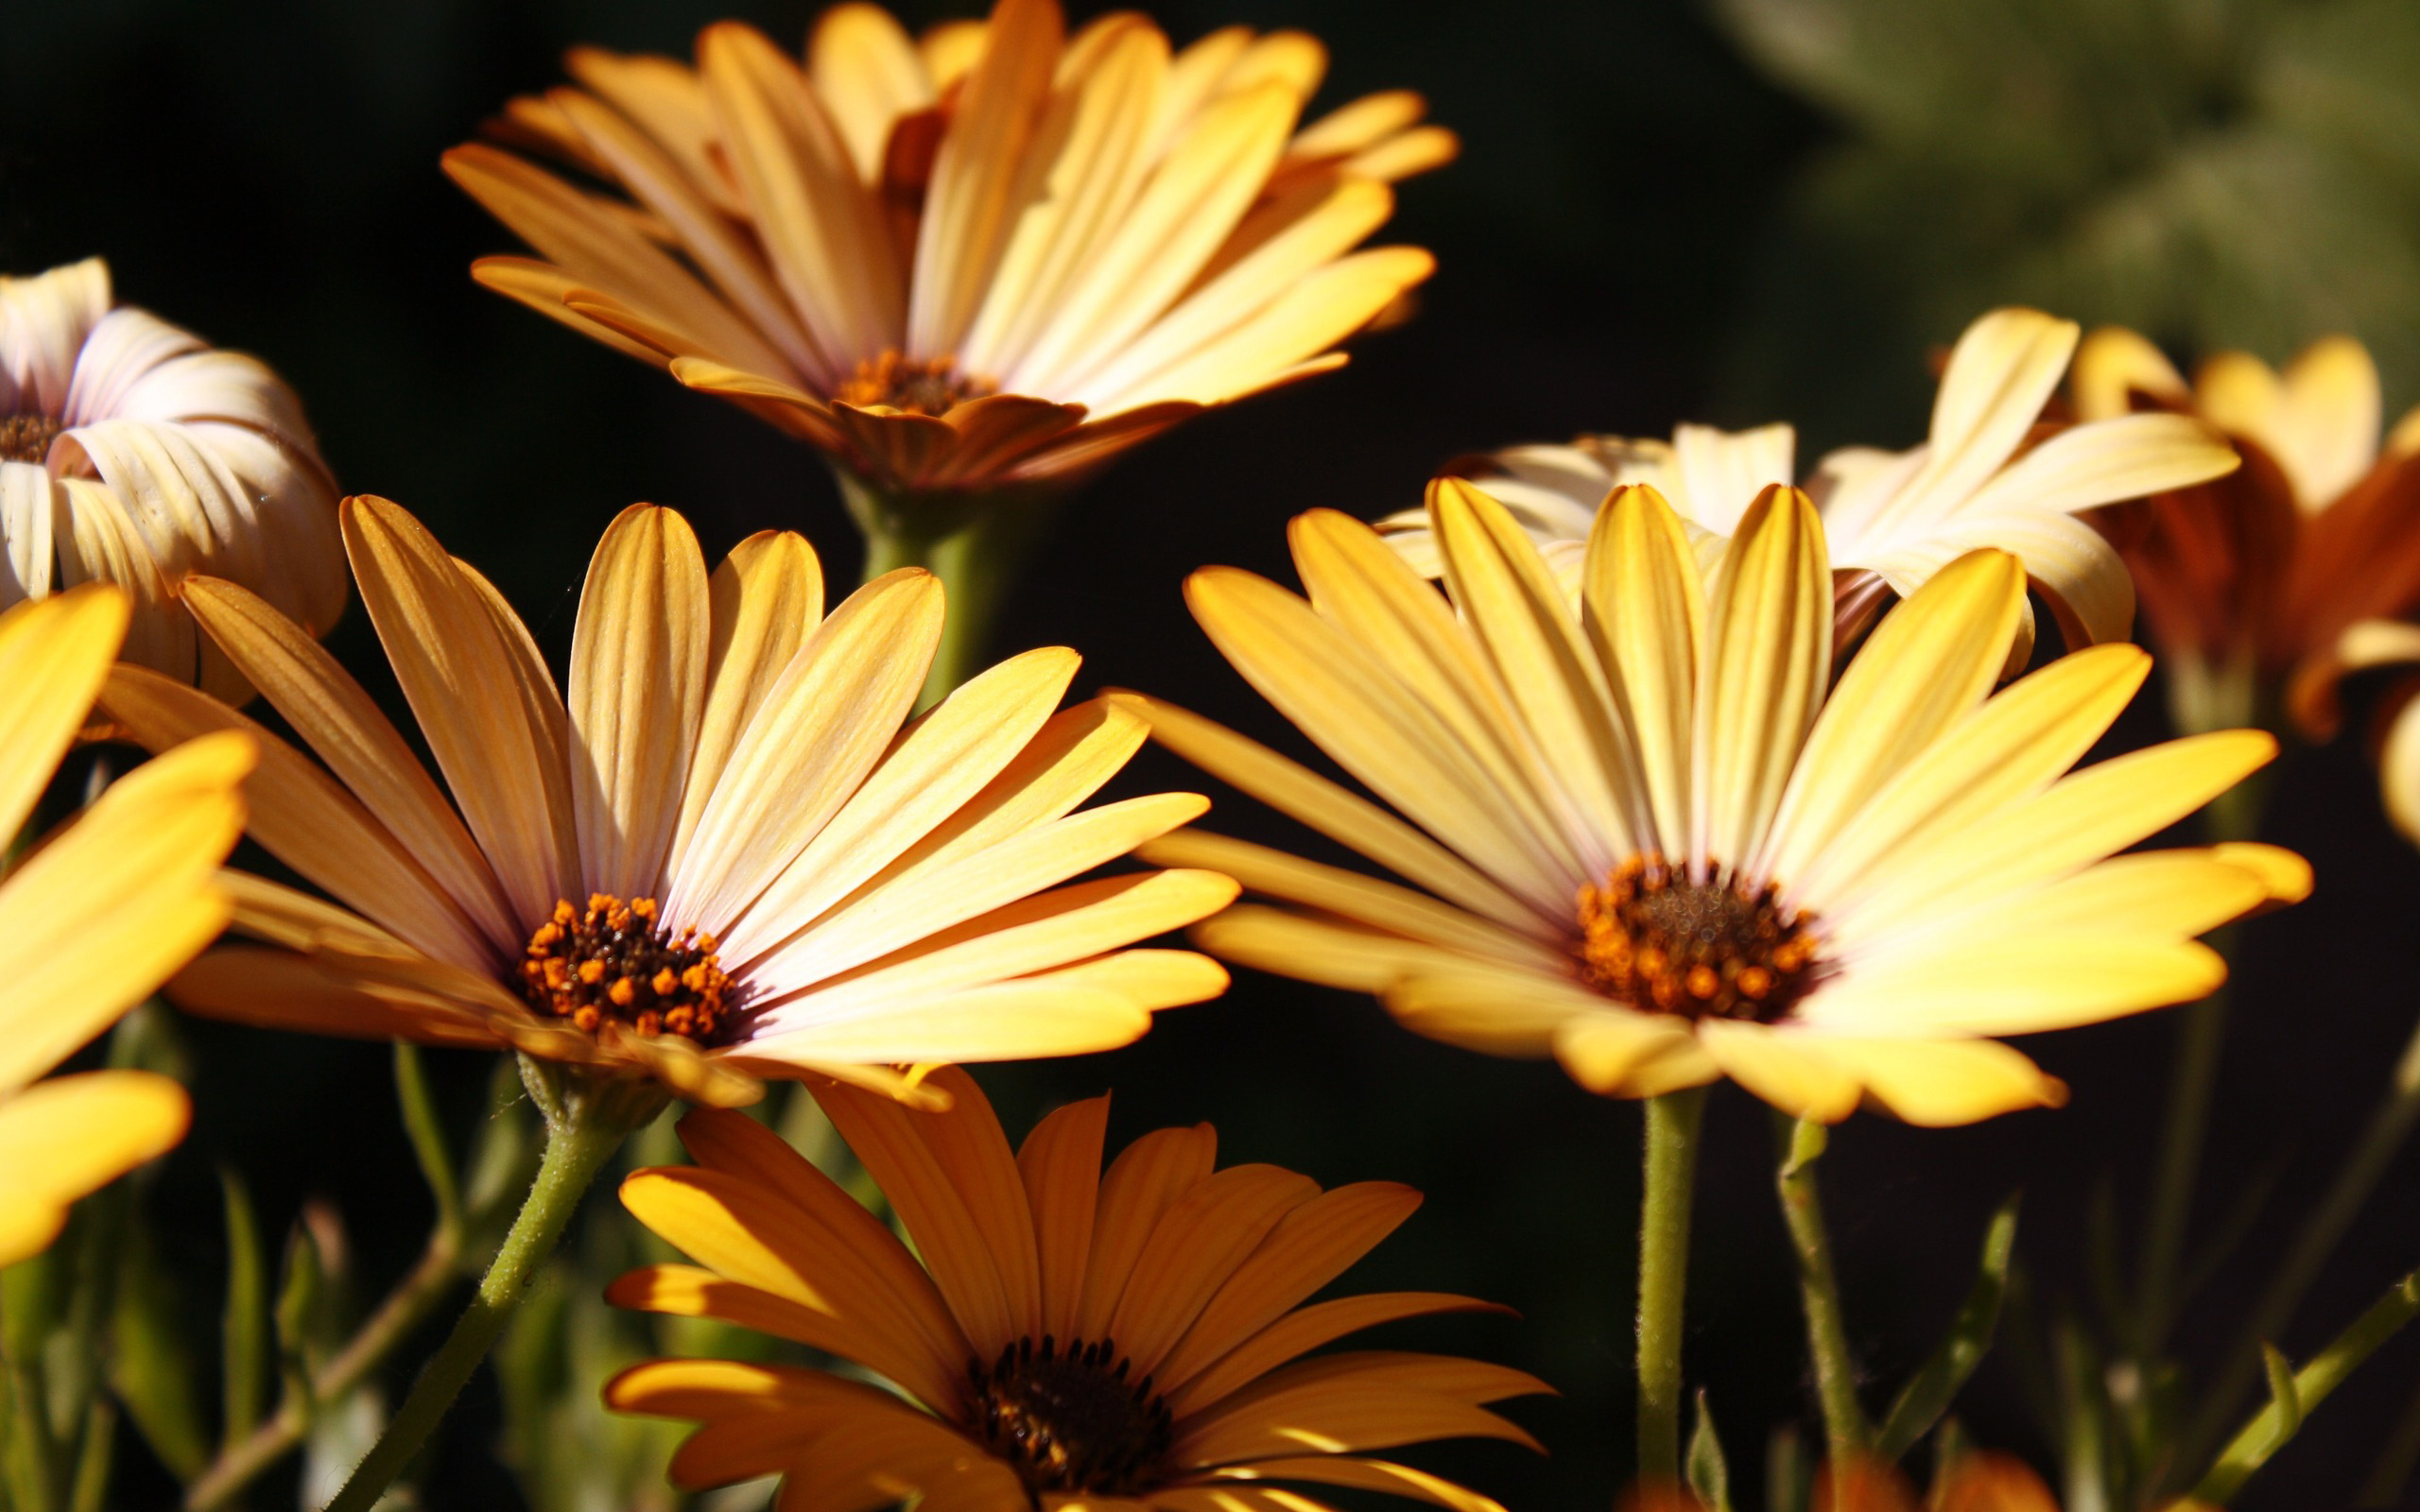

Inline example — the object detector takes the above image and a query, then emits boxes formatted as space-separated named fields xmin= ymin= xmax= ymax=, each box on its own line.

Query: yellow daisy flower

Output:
xmin=1 ymin=258 xmax=345 ymax=699
xmin=2071 ymin=329 xmax=2420 ymax=733
xmin=1122 ymin=479 xmax=2307 ymax=1125
xmin=0 ymin=587 xmax=251 ymax=1264
xmin=446 ymin=0 xmax=1449 ymax=503
xmin=95 ymin=495 xmax=1234 ymax=1108
xmin=1378 ymin=308 xmax=2238 ymax=666
xmin=607 ymin=1065 xmax=1546 ymax=1510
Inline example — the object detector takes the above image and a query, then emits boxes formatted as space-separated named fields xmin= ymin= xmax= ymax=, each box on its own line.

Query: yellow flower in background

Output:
xmin=0 ymin=588 xmax=251 ymax=1265
xmin=0 ymin=258 xmax=345 ymax=700
xmin=1125 ymin=480 xmax=2306 ymax=1125
xmin=608 ymin=1065 xmax=1546 ymax=1510
xmin=1378 ymin=308 xmax=2238 ymax=665
xmin=97 ymin=496 xmax=1233 ymax=1108
xmin=2071 ymin=329 xmax=2420 ymax=732
xmin=447 ymin=0 xmax=1450 ymax=504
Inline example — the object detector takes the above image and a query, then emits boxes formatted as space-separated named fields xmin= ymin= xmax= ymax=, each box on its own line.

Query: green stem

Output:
xmin=319 ymin=1066 xmax=650 ymax=1512
xmin=2193 ymin=1265 xmax=2420 ymax=1503
xmin=1636 ymin=1088 xmax=1707 ymax=1484
xmin=840 ymin=468 xmax=1059 ymax=703
xmin=2184 ymin=1015 xmax=2420 ymax=1471
xmin=1774 ymin=1114 xmax=1870 ymax=1466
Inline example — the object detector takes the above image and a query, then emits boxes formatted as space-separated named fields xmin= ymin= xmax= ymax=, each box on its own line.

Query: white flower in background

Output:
xmin=1378 ymin=308 xmax=2241 ymax=664
xmin=0 ymin=258 xmax=344 ymax=698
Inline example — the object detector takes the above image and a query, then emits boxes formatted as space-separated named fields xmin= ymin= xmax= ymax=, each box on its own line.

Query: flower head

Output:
xmin=1126 ymin=478 xmax=2306 ymax=1125
xmin=449 ymin=0 xmax=1449 ymax=503
xmin=2073 ymin=329 xmax=2420 ymax=724
xmin=0 ymin=587 xmax=252 ymax=1264
xmin=1378 ymin=308 xmax=2238 ymax=667
xmin=97 ymin=496 xmax=1233 ymax=1107
xmin=607 ymin=1065 xmax=1546 ymax=1509
xmin=0 ymin=259 xmax=344 ymax=698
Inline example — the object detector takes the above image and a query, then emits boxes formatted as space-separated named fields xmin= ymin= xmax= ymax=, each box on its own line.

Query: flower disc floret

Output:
xmin=1576 ymin=855 xmax=1820 ymax=1023
xmin=519 ymin=894 xmax=733 ymax=1042
xmin=966 ymin=1335 xmax=1174 ymax=1496
xmin=832 ymin=352 xmax=996 ymax=417
xmin=0 ymin=414 xmax=62 ymax=464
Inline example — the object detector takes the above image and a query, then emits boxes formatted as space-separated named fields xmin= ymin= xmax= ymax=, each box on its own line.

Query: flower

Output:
xmin=1377 ymin=308 xmax=2238 ymax=666
xmin=0 ymin=258 xmax=344 ymax=699
xmin=446 ymin=0 xmax=1449 ymax=504
xmin=0 ymin=587 xmax=252 ymax=1264
xmin=95 ymin=495 xmax=1234 ymax=1108
xmin=2071 ymin=328 xmax=2420 ymax=730
xmin=1120 ymin=479 xmax=2307 ymax=1125
xmin=605 ymin=1064 xmax=1546 ymax=1509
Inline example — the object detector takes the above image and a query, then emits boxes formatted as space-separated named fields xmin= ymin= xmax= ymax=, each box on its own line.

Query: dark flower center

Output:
xmin=831 ymin=351 xmax=994 ymax=416
xmin=518 ymin=894 xmax=733 ymax=1042
xmin=966 ymin=1336 xmax=1174 ymax=1497
xmin=1575 ymin=854 xmax=1822 ymax=1022
xmin=0 ymin=414 xmax=63 ymax=465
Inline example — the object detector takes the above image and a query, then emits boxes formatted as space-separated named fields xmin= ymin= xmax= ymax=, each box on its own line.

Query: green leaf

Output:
xmin=106 ymin=1228 xmax=209 ymax=1482
xmin=2195 ymin=1268 xmax=2420 ymax=1503
xmin=1876 ymin=1194 xmax=2019 ymax=1461
xmin=393 ymin=1043 xmax=462 ymax=1238
xmin=1688 ymin=1389 xmax=1734 ymax=1512
xmin=274 ymin=1221 xmax=324 ymax=1422
xmin=2260 ymin=1343 xmax=2303 ymax=1445
xmin=216 ymin=1169 xmax=268 ymax=1452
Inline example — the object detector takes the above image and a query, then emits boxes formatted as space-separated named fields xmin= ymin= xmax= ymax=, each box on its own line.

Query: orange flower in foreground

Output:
xmin=608 ymin=1066 xmax=1547 ymax=1509
xmin=450 ymin=0 xmax=1450 ymax=503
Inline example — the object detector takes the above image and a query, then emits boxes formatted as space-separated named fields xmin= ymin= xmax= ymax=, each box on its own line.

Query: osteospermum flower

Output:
xmin=95 ymin=495 xmax=1234 ymax=1108
xmin=447 ymin=0 xmax=1448 ymax=502
xmin=2071 ymin=329 xmax=2420 ymax=732
xmin=0 ymin=258 xmax=344 ymax=698
xmin=1123 ymin=479 xmax=2307 ymax=1124
xmin=0 ymin=587 xmax=251 ymax=1264
xmin=607 ymin=1065 xmax=1546 ymax=1509
xmin=1378 ymin=308 xmax=2238 ymax=665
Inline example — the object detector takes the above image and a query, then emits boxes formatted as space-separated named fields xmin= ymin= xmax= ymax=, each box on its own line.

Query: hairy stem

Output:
xmin=1775 ymin=1114 xmax=1870 ymax=1466
xmin=1636 ymin=1088 xmax=1708 ymax=1483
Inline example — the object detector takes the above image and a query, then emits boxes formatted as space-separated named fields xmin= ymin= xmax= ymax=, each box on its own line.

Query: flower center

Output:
xmin=830 ymin=351 xmax=994 ymax=416
xmin=966 ymin=1336 xmax=1174 ymax=1497
xmin=517 ymin=894 xmax=734 ymax=1041
xmin=0 ymin=414 xmax=63 ymax=465
xmin=1575 ymin=855 xmax=1821 ymax=1023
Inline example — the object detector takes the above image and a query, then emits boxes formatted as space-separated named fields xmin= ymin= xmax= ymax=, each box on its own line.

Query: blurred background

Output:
xmin=9 ymin=0 xmax=2420 ymax=1505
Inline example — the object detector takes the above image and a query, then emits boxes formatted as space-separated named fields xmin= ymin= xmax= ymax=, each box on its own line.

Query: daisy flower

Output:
xmin=1125 ymin=478 xmax=2304 ymax=1125
xmin=0 ymin=257 xmax=343 ymax=698
xmin=0 ymin=587 xmax=251 ymax=1264
xmin=1378 ymin=308 xmax=2238 ymax=666
xmin=95 ymin=495 xmax=1234 ymax=1109
xmin=608 ymin=1065 xmax=1546 ymax=1510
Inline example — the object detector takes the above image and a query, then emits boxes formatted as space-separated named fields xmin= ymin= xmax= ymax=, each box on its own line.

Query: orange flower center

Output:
xmin=1576 ymin=854 xmax=1822 ymax=1023
xmin=830 ymin=351 xmax=994 ymax=416
xmin=966 ymin=1336 xmax=1174 ymax=1496
xmin=518 ymin=894 xmax=733 ymax=1042
xmin=0 ymin=414 xmax=63 ymax=465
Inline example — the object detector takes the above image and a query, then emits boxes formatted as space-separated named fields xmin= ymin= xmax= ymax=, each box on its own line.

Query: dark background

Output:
xmin=8 ymin=0 xmax=2420 ymax=1506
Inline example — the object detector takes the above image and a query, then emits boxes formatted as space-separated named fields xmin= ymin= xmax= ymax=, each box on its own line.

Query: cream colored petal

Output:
xmin=1696 ymin=1020 xmax=1861 ymax=1122
xmin=699 ymin=23 xmax=904 ymax=377
xmin=1833 ymin=730 xmax=2276 ymax=944
xmin=743 ymin=979 xmax=1153 ymax=1068
xmin=809 ymin=4 xmax=935 ymax=180
xmin=675 ymin=531 xmax=824 ymax=868
xmin=0 ymin=731 xmax=248 ymax=1091
xmin=0 ymin=586 xmax=124 ymax=841
xmin=342 ymin=496 xmax=578 ymax=930
xmin=0 ymin=462 xmax=56 ymax=610
xmin=219 ymin=871 xmax=411 ymax=956
xmin=0 ymin=1071 xmax=189 ymax=1267
xmin=2071 ymin=326 xmax=2188 ymax=421
xmin=1758 ymin=549 xmax=2021 ymax=885
xmin=1695 ymin=486 xmax=1830 ymax=872
xmin=1110 ymin=692 xmax=1547 ymax=934
xmin=1950 ymin=851 xmax=2270 ymax=944
xmin=908 ymin=0 xmax=1063 ymax=356
xmin=567 ymin=505 xmax=709 ymax=898
xmin=2383 ymin=688 xmax=2420 ymax=848
xmin=1955 ymin=411 xmax=2238 ymax=520
xmin=1190 ymin=904 xmax=1518 ymax=995
xmin=2279 ymin=336 xmax=2382 ymax=507
xmin=97 ymin=665 xmax=501 ymax=970
xmin=1860 ymin=309 xmax=2078 ymax=537
xmin=469 ymin=257 xmax=673 ymax=367
xmin=1808 ymin=1036 xmax=2066 ymax=1126
xmin=1786 ymin=643 xmax=2151 ymax=913
xmin=1582 ymin=484 xmax=1706 ymax=855
xmin=1796 ymin=936 xmax=2225 ymax=1037
xmin=669 ymin=569 xmax=941 ymax=934
xmin=717 ymin=646 xmax=1078 ymax=964
xmin=1184 ymin=564 xmax=1575 ymax=918
xmin=1382 ymin=967 xmax=1611 ymax=1059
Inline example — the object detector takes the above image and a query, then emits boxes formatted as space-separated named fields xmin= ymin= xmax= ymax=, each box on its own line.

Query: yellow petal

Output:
xmin=1551 ymin=1008 xmax=1719 ymax=1099
xmin=1809 ymin=1037 xmax=2066 ymax=1126
xmin=2071 ymin=326 xmax=2187 ymax=421
xmin=1696 ymin=1020 xmax=1861 ymax=1123
xmin=1190 ymin=904 xmax=1507 ymax=995
xmin=0 ymin=586 xmax=126 ymax=840
xmin=1799 ymin=936 xmax=2226 ymax=1037
xmin=1696 ymin=486 xmax=1829 ymax=870
xmin=1383 ymin=968 xmax=1609 ymax=1058
xmin=1582 ymin=484 xmax=1706 ymax=855
xmin=676 ymin=530 xmax=825 ymax=867
xmin=0 ymin=1071 xmax=189 ymax=1267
